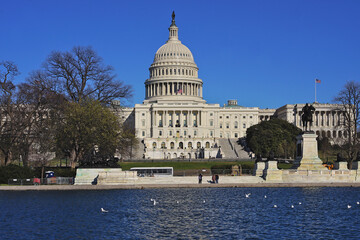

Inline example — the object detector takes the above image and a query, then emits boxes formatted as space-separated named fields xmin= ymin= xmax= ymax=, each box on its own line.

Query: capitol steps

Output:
xmin=218 ymin=138 xmax=238 ymax=159
xmin=229 ymin=138 xmax=251 ymax=159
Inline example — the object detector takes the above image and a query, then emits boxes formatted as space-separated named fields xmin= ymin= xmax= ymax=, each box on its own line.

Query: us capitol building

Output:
xmin=119 ymin=13 xmax=346 ymax=160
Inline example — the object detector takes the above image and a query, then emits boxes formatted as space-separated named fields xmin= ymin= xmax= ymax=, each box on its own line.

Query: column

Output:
xmin=172 ymin=83 xmax=175 ymax=95
xmin=200 ymin=85 xmax=203 ymax=97
xmin=180 ymin=110 xmax=183 ymax=127
xmin=190 ymin=110 xmax=193 ymax=127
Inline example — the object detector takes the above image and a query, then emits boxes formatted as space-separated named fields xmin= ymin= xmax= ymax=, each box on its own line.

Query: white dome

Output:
xmin=153 ymin=42 xmax=195 ymax=64
xmin=144 ymin=12 xmax=204 ymax=104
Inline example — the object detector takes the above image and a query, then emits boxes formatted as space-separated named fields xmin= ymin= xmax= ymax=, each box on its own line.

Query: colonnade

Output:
xmin=151 ymin=110 xmax=203 ymax=128
xmin=150 ymin=67 xmax=196 ymax=77
xmin=295 ymin=111 xmax=344 ymax=127
xmin=146 ymin=82 xmax=202 ymax=98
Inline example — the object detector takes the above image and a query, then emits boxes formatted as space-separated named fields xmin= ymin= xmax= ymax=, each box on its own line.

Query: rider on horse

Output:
xmin=301 ymin=103 xmax=315 ymax=132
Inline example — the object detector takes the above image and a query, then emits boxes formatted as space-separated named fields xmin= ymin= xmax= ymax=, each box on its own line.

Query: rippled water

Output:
xmin=1 ymin=188 xmax=360 ymax=239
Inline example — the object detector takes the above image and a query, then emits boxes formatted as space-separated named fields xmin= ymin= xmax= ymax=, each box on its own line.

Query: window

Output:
xmin=142 ymin=113 xmax=145 ymax=116
xmin=210 ymin=113 xmax=213 ymax=116
xmin=235 ymin=133 xmax=238 ymax=138
xmin=243 ymin=116 xmax=246 ymax=119
xmin=159 ymin=131 xmax=162 ymax=136
xmin=235 ymin=116 xmax=237 ymax=119
xmin=152 ymin=142 xmax=157 ymax=149
xmin=142 ymin=131 xmax=145 ymax=137
xmin=250 ymin=116 xmax=253 ymax=119
xmin=142 ymin=120 xmax=145 ymax=127
xmin=169 ymin=131 xmax=172 ymax=136
xmin=188 ymin=142 xmax=192 ymax=148
xmin=210 ymin=131 xmax=213 ymax=137
xmin=226 ymin=116 xmax=229 ymax=119
xmin=206 ymin=142 xmax=210 ymax=148
xmin=161 ymin=142 xmax=166 ymax=149
xmin=210 ymin=120 xmax=213 ymax=126
xmin=243 ymin=123 xmax=246 ymax=128
xmin=184 ymin=131 xmax=187 ymax=136
xmin=159 ymin=120 xmax=163 ymax=127
xmin=170 ymin=142 xmax=175 ymax=149
xmin=194 ymin=130 xmax=197 ymax=136
xmin=234 ymin=121 xmax=238 ymax=129
xmin=220 ymin=133 xmax=223 ymax=138
xmin=219 ymin=116 xmax=222 ymax=119
xmin=226 ymin=123 xmax=229 ymax=129
xmin=220 ymin=123 xmax=222 ymax=128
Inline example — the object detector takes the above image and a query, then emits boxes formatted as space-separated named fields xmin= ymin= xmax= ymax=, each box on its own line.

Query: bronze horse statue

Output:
xmin=301 ymin=103 xmax=315 ymax=132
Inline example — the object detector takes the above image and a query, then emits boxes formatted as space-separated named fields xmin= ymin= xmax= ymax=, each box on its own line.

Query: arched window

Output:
xmin=316 ymin=131 xmax=320 ymax=136
xmin=206 ymin=142 xmax=210 ymax=148
xmin=170 ymin=142 xmax=175 ymax=149
xmin=197 ymin=142 xmax=201 ymax=149
xmin=327 ymin=131 xmax=331 ymax=138
xmin=179 ymin=142 xmax=183 ymax=149
xmin=161 ymin=142 xmax=166 ymax=149
xmin=152 ymin=142 xmax=157 ymax=149
xmin=234 ymin=121 xmax=238 ymax=129
xmin=188 ymin=142 xmax=192 ymax=149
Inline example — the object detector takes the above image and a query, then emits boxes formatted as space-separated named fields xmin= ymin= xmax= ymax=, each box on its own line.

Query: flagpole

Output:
xmin=315 ymin=78 xmax=317 ymax=103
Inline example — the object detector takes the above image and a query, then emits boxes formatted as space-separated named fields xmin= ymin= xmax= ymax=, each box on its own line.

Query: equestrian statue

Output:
xmin=301 ymin=103 xmax=315 ymax=132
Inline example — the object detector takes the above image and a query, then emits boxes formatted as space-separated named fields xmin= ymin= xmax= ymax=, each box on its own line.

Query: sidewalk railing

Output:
xmin=8 ymin=177 xmax=74 ymax=185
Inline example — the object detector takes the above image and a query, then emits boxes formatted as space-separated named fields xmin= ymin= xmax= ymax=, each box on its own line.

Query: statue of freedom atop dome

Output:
xmin=301 ymin=103 xmax=315 ymax=132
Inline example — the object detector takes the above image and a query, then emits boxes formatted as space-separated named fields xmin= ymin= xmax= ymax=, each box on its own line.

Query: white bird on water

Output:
xmin=357 ymin=202 xmax=360 ymax=205
xmin=298 ymin=202 xmax=302 ymax=205
xmin=291 ymin=205 xmax=294 ymax=209
xmin=273 ymin=205 xmax=277 ymax=208
xmin=245 ymin=193 xmax=251 ymax=198
xmin=264 ymin=195 xmax=267 ymax=199
xmin=101 ymin=208 xmax=109 ymax=213
xmin=203 ymin=200 xmax=206 ymax=203
xmin=348 ymin=205 xmax=352 ymax=209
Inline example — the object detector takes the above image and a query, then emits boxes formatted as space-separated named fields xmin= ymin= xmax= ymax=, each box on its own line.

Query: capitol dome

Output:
xmin=144 ymin=12 xmax=204 ymax=104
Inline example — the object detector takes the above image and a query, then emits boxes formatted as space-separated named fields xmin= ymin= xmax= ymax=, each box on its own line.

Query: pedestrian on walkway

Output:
xmin=215 ymin=174 xmax=219 ymax=184
xmin=198 ymin=173 xmax=202 ymax=184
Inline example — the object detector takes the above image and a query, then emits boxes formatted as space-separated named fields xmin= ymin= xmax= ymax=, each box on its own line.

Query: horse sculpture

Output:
xmin=301 ymin=103 xmax=315 ymax=132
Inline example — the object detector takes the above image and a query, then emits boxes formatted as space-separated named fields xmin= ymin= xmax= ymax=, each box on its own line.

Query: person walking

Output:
xmin=215 ymin=174 xmax=219 ymax=184
xmin=198 ymin=173 xmax=202 ymax=184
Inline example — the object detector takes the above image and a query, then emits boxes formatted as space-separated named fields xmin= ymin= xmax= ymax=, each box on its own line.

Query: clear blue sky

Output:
xmin=1 ymin=0 xmax=359 ymax=109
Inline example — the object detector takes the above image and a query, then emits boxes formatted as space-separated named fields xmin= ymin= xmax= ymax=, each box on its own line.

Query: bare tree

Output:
xmin=334 ymin=81 xmax=360 ymax=167
xmin=37 ymin=46 xmax=132 ymax=104
xmin=0 ymin=61 xmax=20 ymax=165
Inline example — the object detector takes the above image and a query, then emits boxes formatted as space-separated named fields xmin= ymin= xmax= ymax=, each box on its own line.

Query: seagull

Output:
xmin=101 ymin=208 xmax=109 ymax=213
xmin=291 ymin=205 xmax=294 ymax=209
xmin=357 ymin=202 xmax=359 ymax=205
xmin=264 ymin=195 xmax=267 ymax=199
xmin=245 ymin=193 xmax=251 ymax=198
xmin=348 ymin=205 xmax=352 ymax=209
xmin=273 ymin=205 xmax=277 ymax=208
xmin=150 ymin=199 xmax=154 ymax=202
xmin=176 ymin=201 xmax=179 ymax=204
xmin=298 ymin=202 xmax=302 ymax=205
xmin=203 ymin=200 xmax=206 ymax=203
xmin=153 ymin=200 xmax=158 ymax=206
